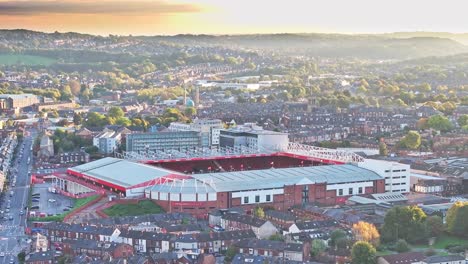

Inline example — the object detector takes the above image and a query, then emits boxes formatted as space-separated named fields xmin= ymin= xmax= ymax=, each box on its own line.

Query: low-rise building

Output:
xmin=234 ymin=239 xmax=310 ymax=262
xmin=220 ymin=213 xmax=278 ymax=239
xmin=25 ymin=251 xmax=55 ymax=264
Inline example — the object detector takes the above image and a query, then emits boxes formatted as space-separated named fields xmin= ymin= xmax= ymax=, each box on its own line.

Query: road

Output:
xmin=0 ymin=129 xmax=35 ymax=263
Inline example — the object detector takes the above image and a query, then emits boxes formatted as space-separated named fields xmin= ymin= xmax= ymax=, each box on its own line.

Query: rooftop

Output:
xmin=192 ymin=164 xmax=382 ymax=192
xmin=68 ymin=157 xmax=185 ymax=188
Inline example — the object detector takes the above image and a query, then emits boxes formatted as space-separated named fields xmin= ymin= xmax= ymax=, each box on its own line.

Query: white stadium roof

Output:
xmin=68 ymin=157 xmax=184 ymax=188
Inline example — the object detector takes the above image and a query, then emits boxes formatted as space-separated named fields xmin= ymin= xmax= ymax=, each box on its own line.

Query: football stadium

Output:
xmin=66 ymin=143 xmax=407 ymax=218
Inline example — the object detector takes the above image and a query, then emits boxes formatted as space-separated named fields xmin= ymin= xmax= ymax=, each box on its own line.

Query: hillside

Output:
xmin=0 ymin=30 xmax=467 ymax=61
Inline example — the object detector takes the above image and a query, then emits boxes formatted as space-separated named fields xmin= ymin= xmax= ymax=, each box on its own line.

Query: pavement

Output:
xmin=0 ymin=129 xmax=35 ymax=263
xmin=30 ymin=183 xmax=74 ymax=217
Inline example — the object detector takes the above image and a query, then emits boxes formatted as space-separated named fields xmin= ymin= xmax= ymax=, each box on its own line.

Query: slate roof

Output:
xmin=379 ymin=252 xmax=425 ymax=264
xmin=222 ymin=213 xmax=267 ymax=228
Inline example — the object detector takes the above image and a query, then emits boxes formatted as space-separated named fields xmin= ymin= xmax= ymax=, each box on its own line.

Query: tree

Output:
xmin=108 ymin=106 xmax=125 ymax=119
xmin=427 ymin=115 xmax=453 ymax=132
xmin=224 ymin=246 xmax=237 ymax=262
xmin=446 ymin=201 xmax=468 ymax=237
xmin=253 ymin=206 xmax=265 ymax=218
xmin=381 ymin=206 xmax=427 ymax=243
xmin=60 ymin=85 xmax=73 ymax=101
xmin=85 ymin=112 xmax=107 ymax=127
xmin=401 ymin=131 xmax=421 ymax=150
xmin=68 ymin=80 xmax=81 ymax=96
xmin=416 ymin=118 xmax=429 ymax=130
xmin=395 ymin=239 xmax=410 ymax=253
xmin=330 ymin=229 xmax=347 ymax=247
xmin=184 ymin=107 xmax=197 ymax=117
xmin=269 ymin=234 xmax=284 ymax=241
xmin=457 ymin=114 xmax=468 ymax=127
xmin=425 ymin=215 xmax=444 ymax=238
xmin=379 ymin=141 xmax=388 ymax=156
xmin=310 ymin=239 xmax=327 ymax=257
xmin=17 ymin=251 xmax=26 ymax=262
xmin=352 ymin=221 xmax=380 ymax=247
xmin=73 ymin=113 xmax=83 ymax=125
xmin=351 ymin=241 xmax=376 ymax=264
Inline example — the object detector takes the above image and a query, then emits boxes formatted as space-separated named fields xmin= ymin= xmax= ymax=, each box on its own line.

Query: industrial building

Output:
xmin=0 ymin=94 xmax=39 ymax=110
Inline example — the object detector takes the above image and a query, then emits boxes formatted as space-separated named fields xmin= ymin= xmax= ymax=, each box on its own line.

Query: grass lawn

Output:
xmin=376 ymin=249 xmax=393 ymax=256
xmin=29 ymin=195 xmax=100 ymax=222
xmin=103 ymin=200 xmax=164 ymax=217
xmin=432 ymin=235 xmax=468 ymax=249
xmin=0 ymin=54 xmax=57 ymax=66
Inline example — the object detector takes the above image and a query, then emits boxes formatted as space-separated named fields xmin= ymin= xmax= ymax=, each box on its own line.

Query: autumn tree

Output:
xmin=352 ymin=221 xmax=380 ymax=247
xmin=253 ymin=206 xmax=265 ymax=218
xmin=68 ymin=80 xmax=81 ymax=96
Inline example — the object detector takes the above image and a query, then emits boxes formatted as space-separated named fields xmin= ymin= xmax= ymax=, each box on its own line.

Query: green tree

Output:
xmin=446 ymin=201 xmax=468 ymax=237
xmin=269 ymin=234 xmax=284 ymax=241
xmin=425 ymin=215 xmax=444 ymax=238
xmin=17 ymin=251 xmax=26 ymax=262
xmin=457 ymin=114 xmax=468 ymax=127
xmin=381 ymin=206 xmax=427 ymax=243
xmin=184 ymin=107 xmax=197 ymax=117
xmin=73 ymin=113 xmax=83 ymax=125
xmin=224 ymin=246 xmax=237 ymax=262
xmin=351 ymin=241 xmax=376 ymax=264
xmin=310 ymin=239 xmax=327 ymax=257
xmin=395 ymin=239 xmax=410 ymax=253
xmin=85 ymin=112 xmax=107 ymax=127
xmin=379 ymin=141 xmax=388 ymax=156
xmin=401 ymin=131 xmax=421 ymax=150
xmin=108 ymin=106 xmax=125 ymax=119
xmin=330 ymin=229 xmax=347 ymax=247
xmin=60 ymin=85 xmax=73 ymax=101
xmin=427 ymin=115 xmax=453 ymax=132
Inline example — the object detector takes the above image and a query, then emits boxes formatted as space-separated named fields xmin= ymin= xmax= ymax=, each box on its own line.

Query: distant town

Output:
xmin=0 ymin=30 xmax=466 ymax=264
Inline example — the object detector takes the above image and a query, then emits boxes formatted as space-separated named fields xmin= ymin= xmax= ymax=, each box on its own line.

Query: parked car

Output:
xmin=30 ymin=206 xmax=39 ymax=210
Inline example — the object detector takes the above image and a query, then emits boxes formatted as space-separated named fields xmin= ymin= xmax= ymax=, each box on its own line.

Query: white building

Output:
xmin=93 ymin=131 xmax=121 ymax=154
xmin=168 ymin=119 xmax=224 ymax=147
xmin=358 ymin=159 xmax=410 ymax=193
xmin=219 ymin=123 xmax=289 ymax=151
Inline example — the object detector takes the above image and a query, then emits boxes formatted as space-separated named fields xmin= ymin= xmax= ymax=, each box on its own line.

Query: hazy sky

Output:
xmin=1 ymin=0 xmax=468 ymax=35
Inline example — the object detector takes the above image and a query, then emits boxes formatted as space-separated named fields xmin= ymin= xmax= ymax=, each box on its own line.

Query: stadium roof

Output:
xmin=191 ymin=164 xmax=382 ymax=192
xmin=148 ymin=178 xmax=216 ymax=194
xmin=68 ymin=157 xmax=184 ymax=189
